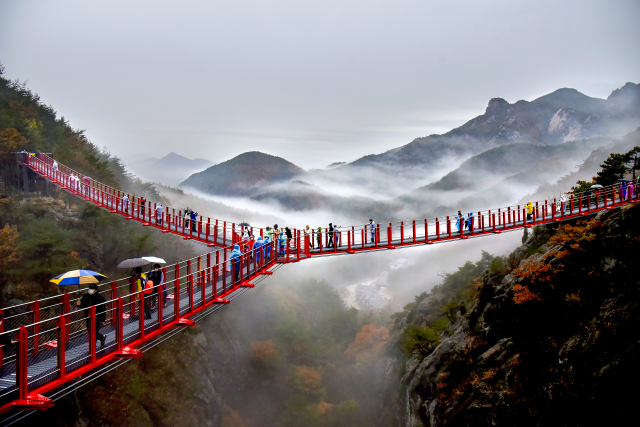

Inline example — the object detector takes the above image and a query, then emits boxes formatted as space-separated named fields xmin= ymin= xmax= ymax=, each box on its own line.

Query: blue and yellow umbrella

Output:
xmin=50 ymin=269 xmax=107 ymax=286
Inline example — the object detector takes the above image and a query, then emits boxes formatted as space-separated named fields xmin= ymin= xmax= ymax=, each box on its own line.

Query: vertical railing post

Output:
xmin=214 ymin=252 xmax=219 ymax=298
xmin=387 ymin=223 xmax=392 ymax=248
xmin=0 ymin=309 xmax=4 ymax=368
xmin=215 ymin=219 xmax=219 ymax=244
xmin=446 ymin=216 xmax=451 ymax=237
xmin=413 ymin=220 xmax=416 ymax=243
xmin=31 ymin=300 xmax=40 ymax=356
xmin=400 ymin=221 xmax=404 ymax=244
xmin=424 ymin=219 xmax=429 ymax=242
xmin=207 ymin=253 xmax=211 ymax=283
xmin=116 ymin=298 xmax=124 ymax=352
xmin=111 ymin=281 xmax=117 ymax=325
xmin=18 ymin=326 xmax=29 ymax=399
xmin=57 ymin=315 xmax=66 ymax=380
xmin=62 ymin=293 xmax=70 ymax=344
xmin=435 ymin=218 xmax=440 ymax=239
xmin=89 ymin=306 xmax=96 ymax=364
xmin=174 ymin=263 xmax=180 ymax=319
xmin=158 ymin=284 xmax=164 ymax=328
xmin=200 ymin=269 xmax=206 ymax=305
xmin=223 ymin=249 xmax=227 ymax=293
xmin=188 ymin=273 xmax=194 ymax=312
xmin=138 ymin=292 xmax=145 ymax=338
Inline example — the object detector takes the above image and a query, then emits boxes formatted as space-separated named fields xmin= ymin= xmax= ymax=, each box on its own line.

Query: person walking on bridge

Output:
xmin=263 ymin=235 xmax=271 ymax=260
xmin=526 ymin=202 xmax=534 ymax=222
xmin=328 ymin=223 xmax=334 ymax=248
xmin=76 ymin=283 xmax=107 ymax=349
xmin=122 ymin=194 xmax=129 ymax=214
xmin=230 ymin=244 xmax=242 ymax=284
xmin=190 ymin=209 xmax=199 ymax=232
xmin=304 ymin=225 xmax=312 ymax=249
xmin=278 ymin=231 xmax=286 ymax=254
xmin=156 ymin=204 xmax=163 ymax=226
xmin=368 ymin=219 xmax=376 ymax=244
xmin=139 ymin=197 xmax=146 ymax=220
xmin=456 ymin=210 xmax=464 ymax=234
xmin=317 ymin=227 xmax=322 ymax=248
xmin=467 ymin=212 xmax=474 ymax=231
xmin=255 ymin=236 xmax=264 ymax=265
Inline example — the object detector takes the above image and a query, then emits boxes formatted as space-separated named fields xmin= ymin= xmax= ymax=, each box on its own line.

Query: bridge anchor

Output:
xmin=114 ymin=347 xmax=143 ymax=359
xmin=212 ymin=297 xmax=230 ymax=304
xmin=174 ymin=318 xmax=196 ymax=327
xmin=240 ymin=282 xmax=255 ymax=288
xmin=11 ymin=394 xmax=53 ymax=411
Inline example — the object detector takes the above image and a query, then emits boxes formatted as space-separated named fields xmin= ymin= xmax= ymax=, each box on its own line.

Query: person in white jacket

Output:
xmin=560 ymin=194 xmax=567 ymax=214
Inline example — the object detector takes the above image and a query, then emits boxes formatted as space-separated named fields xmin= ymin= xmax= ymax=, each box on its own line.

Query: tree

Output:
xmin=0 ymin=128 xmax=28 ymax=153
xmin=624 ymin=146 xmax=640 ymax=181
xmin=595 ymin=153 xmax=628 ymax=185
xmin=0 ymin=225 xmax=20 ymax=271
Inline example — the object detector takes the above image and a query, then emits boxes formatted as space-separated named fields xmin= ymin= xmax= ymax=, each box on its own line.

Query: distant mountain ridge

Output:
xmin=180 ymin=151 xmax=304 ymax=196
xmin=134 ymin=152 xmax=214 ymax=187
xmin=179 ymin=83 xmax=639 ymax=211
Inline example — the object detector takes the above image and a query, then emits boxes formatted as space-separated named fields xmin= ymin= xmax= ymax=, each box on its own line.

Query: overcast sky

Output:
xmin=1 ymin=0 xmax=639 ymax=170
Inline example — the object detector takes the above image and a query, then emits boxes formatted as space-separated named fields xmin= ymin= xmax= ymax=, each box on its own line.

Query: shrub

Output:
xmin=402 ymin=326 xmax=439 ymax=357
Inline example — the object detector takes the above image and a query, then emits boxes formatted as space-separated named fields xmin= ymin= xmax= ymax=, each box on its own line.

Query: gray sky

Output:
xmin=1 ymin=0 xmax=639 ymax=170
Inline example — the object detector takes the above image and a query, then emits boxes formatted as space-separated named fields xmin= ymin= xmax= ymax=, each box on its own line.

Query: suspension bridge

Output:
xmin=0 ymin=151 xmax=636 ymax=420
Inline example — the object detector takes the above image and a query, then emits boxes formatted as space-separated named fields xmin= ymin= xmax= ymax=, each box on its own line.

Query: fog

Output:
xmin=270 ymin=229 xmax=523 ymax=306
xmin=2 ymin=1 xmax=639 ymax=169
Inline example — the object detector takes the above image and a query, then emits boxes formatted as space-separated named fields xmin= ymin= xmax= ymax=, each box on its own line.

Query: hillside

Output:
xmin=180 ymin=151 xmax=304 ymax=197
xmin=380 ymin=204 xmax=640 ymax=426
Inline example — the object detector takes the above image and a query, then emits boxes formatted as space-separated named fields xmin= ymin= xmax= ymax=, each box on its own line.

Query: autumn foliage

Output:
xmin=344 ymin=324 xmax=390 ymax=357
xmin=512 ymin=284 xmax=543 ymax=304
xmin=295 ymin=365 xmax=322 ymax=392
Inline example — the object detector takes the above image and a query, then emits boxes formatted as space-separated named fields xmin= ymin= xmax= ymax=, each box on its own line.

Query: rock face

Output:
xmin=382 ymin=204 xmax=640 ymax=426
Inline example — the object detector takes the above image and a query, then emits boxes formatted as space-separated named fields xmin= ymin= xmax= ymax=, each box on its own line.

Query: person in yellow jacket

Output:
xmin=526 ymin=202 xmax=534 ymax=221
xmin=128 ymin=267 xmax=148 ymax=317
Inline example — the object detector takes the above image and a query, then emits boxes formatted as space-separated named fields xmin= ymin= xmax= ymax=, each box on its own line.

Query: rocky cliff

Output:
xmin=382 ymin=203 xmax=640 ymax=426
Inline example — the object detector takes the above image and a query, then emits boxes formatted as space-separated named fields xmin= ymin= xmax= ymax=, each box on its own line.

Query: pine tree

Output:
xmin=595 ymin=153 xmax=627 ymax=185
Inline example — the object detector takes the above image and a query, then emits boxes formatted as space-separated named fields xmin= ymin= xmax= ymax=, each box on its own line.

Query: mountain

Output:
xmin=132 ymin=152 xmax=214 ymax=187
xmin=180 ymin=151 xmax=304 ymax=197
xmin=340 ymin=83 xmax=640 ymax=173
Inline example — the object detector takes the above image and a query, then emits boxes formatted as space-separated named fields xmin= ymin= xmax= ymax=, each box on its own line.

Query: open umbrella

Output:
xmin=590 ymin=184 xmax=603 ymax=188
xmin=142 ymin=256 xmax=166 ymax=264
xmin=117 ymin=258 xmax=149 ymax=269
xmin=618 ymin=179 xmax=631 ymax=182
xmin=50 ymin=269 xmax=107 ymax=286
xmin=238 ymin=222 xmax=251 ymax=227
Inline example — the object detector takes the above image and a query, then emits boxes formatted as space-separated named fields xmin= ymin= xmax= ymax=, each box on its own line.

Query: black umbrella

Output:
xmin=617 ymin=179 xmax=630 ymax=182
xmin=238 ymin=222 xmax=251 ymax=227
xmin=117 ymin=258 xmax=150 ymax=269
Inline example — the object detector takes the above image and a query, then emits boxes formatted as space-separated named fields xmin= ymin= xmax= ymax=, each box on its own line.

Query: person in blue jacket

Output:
xmin=467 ymin=212 xmax=474 ymax=231
xmin=263 ymin=235 xmax=271 ymax=260
xmin=278 ymin=231 xmax=286 ymax=254
xmin=190 ymin=210 xmax=199 ymax=232
xmin=456 ymin=210 xmax=464 ymax=234
xmin=230 ymin=244 xmax=242 ymax=284
xmin=255 ymin=236 xmax=263 ymax=265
